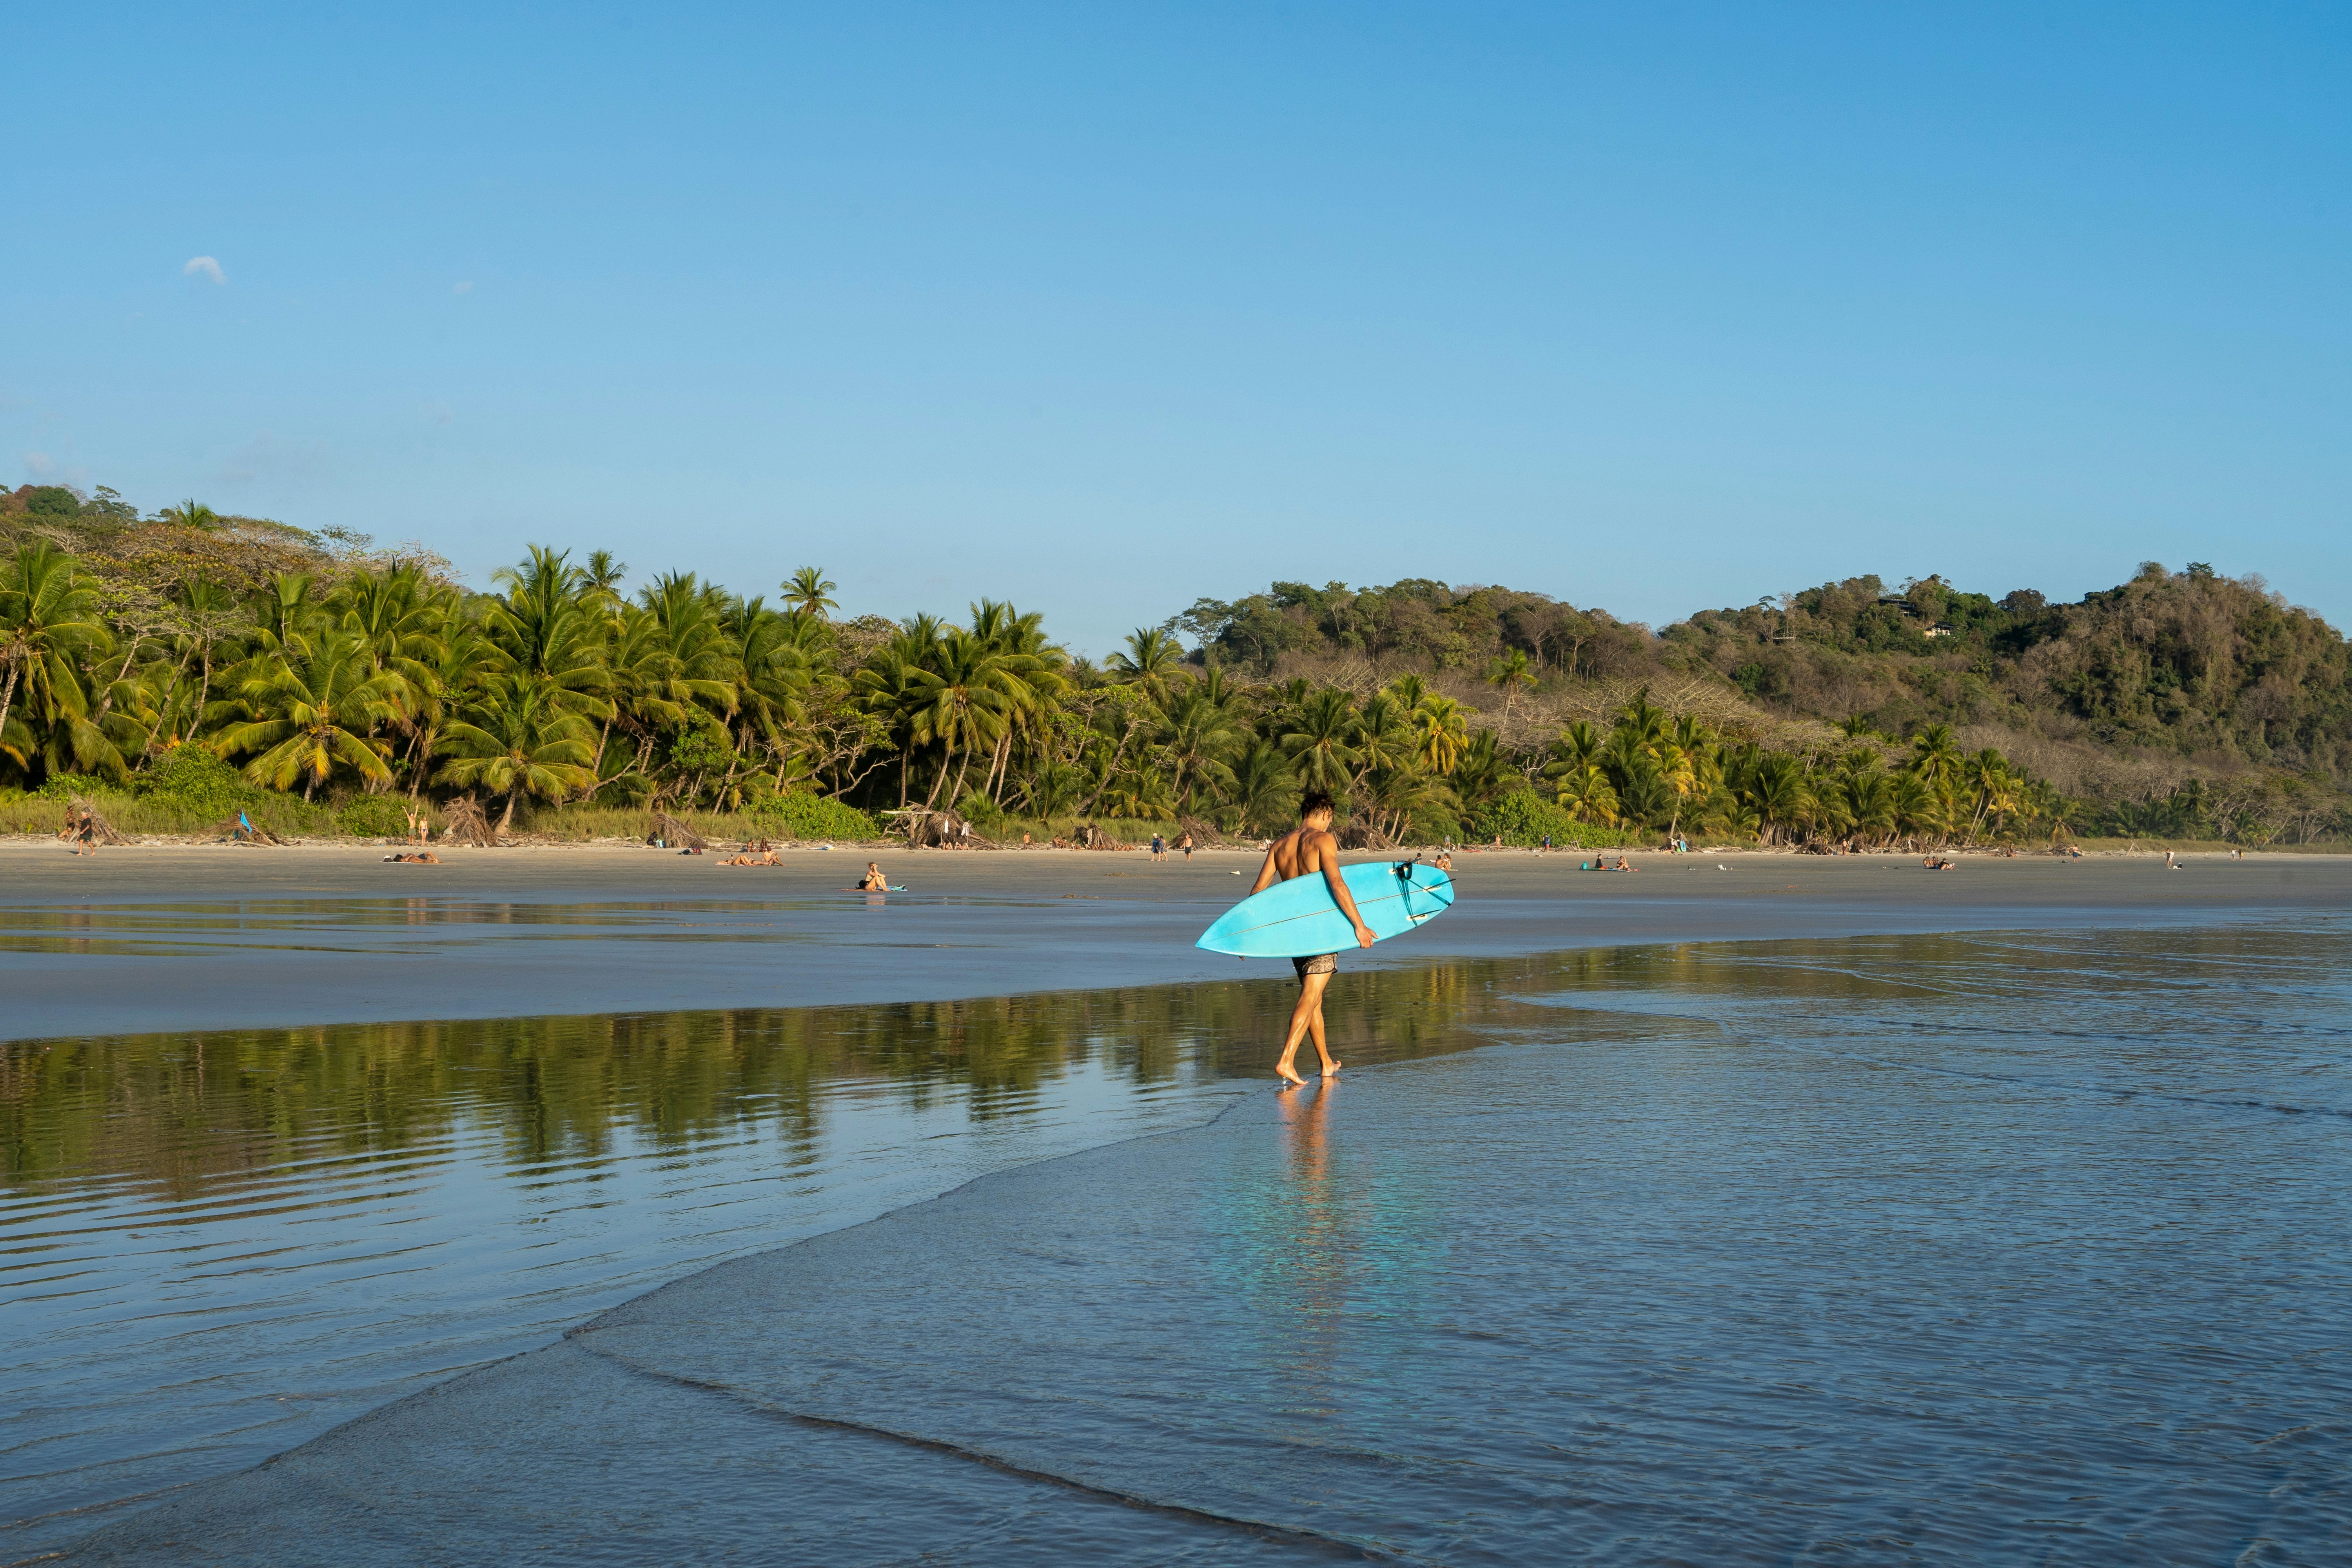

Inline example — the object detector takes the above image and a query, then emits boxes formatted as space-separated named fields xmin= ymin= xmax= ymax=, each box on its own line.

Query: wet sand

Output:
xmin=3 ymin=840 xmax=2344 ymax=1042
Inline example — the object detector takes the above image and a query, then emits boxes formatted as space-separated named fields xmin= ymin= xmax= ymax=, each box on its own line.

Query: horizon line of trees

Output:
xmin=2 ymin=486 xmax=2344 ymax=848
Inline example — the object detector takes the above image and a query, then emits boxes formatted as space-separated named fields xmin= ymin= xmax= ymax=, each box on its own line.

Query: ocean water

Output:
xmin=21 ymin=921 xmax=2352 ymax=1563
xmin=2 ymin=958 xmax=1555 ymax=1555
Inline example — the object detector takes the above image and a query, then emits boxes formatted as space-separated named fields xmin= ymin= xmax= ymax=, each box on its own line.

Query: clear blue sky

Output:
xmin=8 ymin=4 xmax=2347 ymax=652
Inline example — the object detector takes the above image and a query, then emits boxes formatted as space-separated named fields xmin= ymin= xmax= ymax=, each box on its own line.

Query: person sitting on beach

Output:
xmin=1615 ymin=855 xmax=1635 ymax=872
xmin=857 ymin=862 xmax=888 ymax=891
xmin=1249 ymin=789 xmax=1376 ymax=1088
xmin=1434 ymin=848 xmax=1452 ymax=871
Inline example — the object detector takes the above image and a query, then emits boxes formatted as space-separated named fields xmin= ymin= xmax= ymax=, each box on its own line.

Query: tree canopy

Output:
xmin=3 ymin=485 xmax=2345 ymax=848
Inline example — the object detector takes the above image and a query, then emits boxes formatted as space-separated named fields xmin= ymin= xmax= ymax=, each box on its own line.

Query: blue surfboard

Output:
xmin=1196 ymin=860 xmax=1455 ymax=957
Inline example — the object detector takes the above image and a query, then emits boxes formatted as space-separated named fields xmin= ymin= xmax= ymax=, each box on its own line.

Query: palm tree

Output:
xmin=436 ymin=675 xmax=599 ymax=832
xmin=1411 ymin=694 xmax=1470 ymax=775
xmin=1229 ymin=740 xmax=1297 ymax=835
xmin=1448 ymin=729 xmax=1514 ymax=813
xmin=215 ymin=632 xmax=406 ymax=799
xmin=0 ymin=543 xmax=116 ymax=777
xmin=1650 ymin=740 xmax=1699 ymax=837
xmin=1910 ymin=724 xmax=1962 ymax=789
xmin=1281 ymin=688 xmax=1360 ymax=794
xmin=1616 ymin=689 xmax=1669 ymax=748
xmin=1350 ymin=693 xmax=1417 ymax=785
xmin=784 ymin=566 xmax=839 ymax=621
xmin=1108 ymin=627 xmax=1185 ymax=711
xmin=1548 ymin=720 xmax=1605 ymax=773
xmin=962 ymin=601 xmax=1066 ymax=803
xmin=905 ymin=629 xmax=1025 ymax=808
xmin=1744 ymin=753 xmax=1812 ymax=844
xmin=635 ymin=572 xmax=743 ymax=717
xmin=1554 ymin=762 xmax=1619 ymax=825
xmin=1155 ymin=684 xmax=1245 ymax=809
xmin=724 ymin=595 xmax=816 ymax=787
xmin=487 ymin=547 xmax=613 ymax=717
xmin=163 ymin=499 xmax=222 ymax=529
xmin=1844 ymin=768 xmax=1898 ymax=846
xmin=1485 ymin=648 xmax=1535 ymax=726
xmin=1384 ymin=673 xmax=1432 ymax=711
xmin=582 ymin=550 xmax=629 ymax=604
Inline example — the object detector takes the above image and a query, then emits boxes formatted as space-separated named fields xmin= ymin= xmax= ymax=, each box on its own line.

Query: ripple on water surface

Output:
xmin=16 ymin=922 xmax=2352 ymax=1563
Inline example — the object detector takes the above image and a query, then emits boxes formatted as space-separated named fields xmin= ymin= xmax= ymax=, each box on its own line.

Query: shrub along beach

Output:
xmin=4 ymin=482 xmax=2347 ymax=853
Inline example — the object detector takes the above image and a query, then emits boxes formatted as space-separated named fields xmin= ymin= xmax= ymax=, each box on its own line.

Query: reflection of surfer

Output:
xmin=1249 ymin=790 xmax=1376 ymax=1088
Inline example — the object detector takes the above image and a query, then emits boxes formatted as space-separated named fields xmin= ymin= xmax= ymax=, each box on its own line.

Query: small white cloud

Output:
xmin=183 ymin=256 xmax=227 ymax=285
xmin=23 ymin=451 xmax=58 ymax=479
xmin=452 ymin=280 xmax=474 ymax=294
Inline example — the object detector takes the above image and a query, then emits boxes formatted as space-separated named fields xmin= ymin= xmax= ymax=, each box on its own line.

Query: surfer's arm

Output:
xmin=1316 ymin=835 xmax=1377 ymax=947
xmin=1248 ymin=842 xmax=1282 ymax=895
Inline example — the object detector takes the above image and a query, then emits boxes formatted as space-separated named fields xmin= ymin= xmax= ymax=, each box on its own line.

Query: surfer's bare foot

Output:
xmin=1320 ymin=1060 xmax=1341 ymax=1075
xmin=1276 ymin=1066 xmax=1307 ymax=1087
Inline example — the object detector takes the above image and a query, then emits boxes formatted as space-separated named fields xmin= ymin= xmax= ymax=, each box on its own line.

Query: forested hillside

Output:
xmin=4 ymin=481 xmax=2346 ymax=848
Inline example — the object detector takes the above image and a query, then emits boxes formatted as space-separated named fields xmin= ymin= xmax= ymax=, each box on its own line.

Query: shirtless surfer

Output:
xmin=1249 ymin=790 xmax=1376 ymax=1087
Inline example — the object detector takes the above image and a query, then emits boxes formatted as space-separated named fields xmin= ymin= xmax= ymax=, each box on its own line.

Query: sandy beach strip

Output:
xmin=4 ymin=839 xmax=2343 ymax=1044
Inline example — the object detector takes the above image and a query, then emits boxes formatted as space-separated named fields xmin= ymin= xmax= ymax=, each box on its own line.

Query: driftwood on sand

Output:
xmin=1337 ymin=820 xmax=1395 ymax=851
xmin=207 ymin=813 xmax=286 ymax=845
xmin=63 ymin=798 xmax=135 ymax=846
xmin=1176 ymin=815 xmax=1233 ymax=849
xmin=1068 ymin=822 xmax=1134 ymax=851
xmin=886 ymin=807 xmax=986 ymax=848
xmin=442 ymin=797 xmax=499 ymax=848
xmin=648 ymin=809 xmax=709 ymax=850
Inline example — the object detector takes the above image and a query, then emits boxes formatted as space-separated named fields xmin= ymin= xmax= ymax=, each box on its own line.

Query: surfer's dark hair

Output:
xmin=1299 ymin=791 xmax=1336 ymax=820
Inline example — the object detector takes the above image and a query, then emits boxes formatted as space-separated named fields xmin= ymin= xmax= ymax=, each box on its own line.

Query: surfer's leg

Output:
xmin=1276 ymin=957 xmax=1336 ymax=1084
xmin=1274 ymin=989 xmax=1313 ymax=1086
xmin=1303 ymin=971 xmax=1340 ymax=1074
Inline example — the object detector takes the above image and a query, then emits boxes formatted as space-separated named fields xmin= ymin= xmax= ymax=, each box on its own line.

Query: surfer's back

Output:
xmin=1265 ymin=823 xmax=1335 ymax=884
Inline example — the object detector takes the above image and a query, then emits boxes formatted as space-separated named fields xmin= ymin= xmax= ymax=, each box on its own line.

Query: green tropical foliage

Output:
xmin=3 ymin=483 xmax=2348 ymax=846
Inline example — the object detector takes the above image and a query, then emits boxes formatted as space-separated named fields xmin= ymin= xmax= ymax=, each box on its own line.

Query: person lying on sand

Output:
xmin=382 ymin=851 xmax=441 ymax=864
xmin=856 ymin=862 xmax=889 ymax=891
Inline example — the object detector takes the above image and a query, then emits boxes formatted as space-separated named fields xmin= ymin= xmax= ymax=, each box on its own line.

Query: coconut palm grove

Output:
xmin=4 ymin=482 xmax=2347 ymax=849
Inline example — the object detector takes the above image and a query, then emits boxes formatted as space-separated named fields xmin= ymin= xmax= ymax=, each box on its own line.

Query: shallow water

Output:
xmin=22 ymin=920 xmax=2352 ymax=1563
xmin=2 ymin=958 xmax=1568 ymax=1553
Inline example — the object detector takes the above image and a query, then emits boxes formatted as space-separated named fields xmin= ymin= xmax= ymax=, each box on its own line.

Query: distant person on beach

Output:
xmin=1249 ymin=790 xmax=1376 ymax=1088
xmin=70 ymin=808 xmax=97 ymax=856
xmin=1151 ymin=833 xmax=1166 ymax=862
xmin=1178 ymin=830 xmax=1194 ymax=862
xmin=857 ymin=862 xmax=888 ymax=891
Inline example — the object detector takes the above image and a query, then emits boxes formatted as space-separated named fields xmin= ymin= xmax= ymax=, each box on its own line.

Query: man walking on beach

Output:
xmin=1249 ymin=791 xmax=1376 ymax=1087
